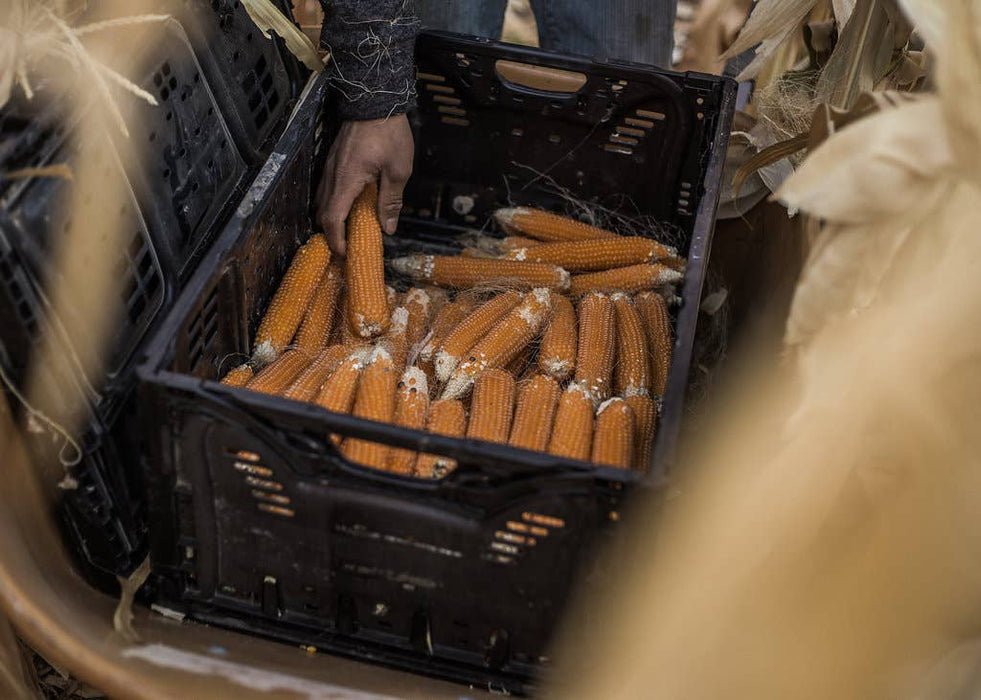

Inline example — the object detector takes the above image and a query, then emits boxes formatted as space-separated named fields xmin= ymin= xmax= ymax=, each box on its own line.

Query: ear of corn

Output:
xmin=391 ymin=254 xmax=570 ymax=290
xmin=466 ymin=369 xmax=516 ymax=444
xmin=385 ymin=367 xmax=431 ymax=475
xmin=493 ymin=207 xmax=618 ymax=243
xmin=538 ymin=294 xmax=577 ymax=380
xmin=386 ymin=285 xmax=400 ymax=310
xmin=502 ymin=235 xmax=540 ymax=252
xmin=435 ymin=290 xmax=522 ymax=382
xmin=624 ymin=393 xmax=656 ymax=473
xmin=283 ymin=344 xmax=349 ymax=403
xmin=635 ymin=291 xmax=673 ymax=396
xmin=591 ymin=398 xmax=635 ymax=469
xmin=346 ymin=183 xmax=390 ymax=338
xmin=245 ymin=350 xmax=312 ymax=395
xmin=380 ymin=306 xmax=411 ymax=378
xmin=414 ymin=399 xmax=467 ymax=478
xmin=442 ymin=289 xmax=552 ymax=400
xmin=506 ymin=237 xmax=677 ymax=272
xmin=418 ymin=297 xmax=477 ymax=386
xmin=612 ymin=293 xmax=651 ymax=397
xmin=220 ymin=363 xmax=253 ymax=387
xmin=547 ymin=384 xmax=595 ymax=461
xmin=569 ymin=263 xmax=684 ymax=296
xmin=508 ymin=374 xmax=561 ymax=452
xmin=342 ymin=347 xmax=397 ymax=469
xmin=253 ymin=234 xmax=331 ymax=365
xmin=294 ymin=261 xmax=343 ymax=357
xmin=574 ymin=292 xmax=616 ymax=402
xmin=314 ymin=347 xmax=370 ymax=416
xmin=403 ymin=287 xmax=434 ymax=351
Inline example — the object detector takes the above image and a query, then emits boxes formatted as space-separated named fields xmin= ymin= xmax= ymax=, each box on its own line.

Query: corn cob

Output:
xmin=569 ymin=263 xmax=683 ymax=297
xmin=385 ymin=367 xmax=430 ymax=475
xmin=402 ymin=287 xmax=434 ymax=351
xmin=386 ymin=285 xmax=400 ymax=310
xmin=294 ymin=260 xmax=343 ymax=357
xmin=457 ymin=231 xmax=537 ymax=256
xmin=612 ymin=293 xmax=651 ymax=397
xmin=245 ymin=350 xmax=311 ymax=395
xmin=634 ymin=291 xmax=672 ymax=396
xmin=624 ymin=393 xmax=656 ymax=473
xmin=547 ymin=384 xmax=595 ymax=461
xmin=502 ymin=235 xmax=540 ymax=252
xmin=538 ymin=294 xmax=577 ymax=380
xmin=434 ymin=290 xmax=522 ymax=382
xmin=508 ymin=375 xmax=561 ymax=452
xmin=418 ymin=297 xmax=477 ymax=385
xmin=253 ymin=234 xmax=331 ymax=365
xmin=574 ymin=292 xmax=616 ymax=402
xmin=391 ymin=254 xmax=570 ymax=291
xmin=380 ymin=306 xmax=410 ymax=378
xmin=442 ymin=289 xmax=552 ymax=400
xmin=591 ymin=398 xmax=635 ymax=469
xmin=414 ymin=399 xmax=467 ymax=478
xmin=283 ymin=344 xmax=349 ymax=403
xmin=220 ymin=363 xmax=253 ymax=387
xmin=342 ymin=347 xmax=397 ymax=469
xmin=346 ymin=183 xmax=390 ymax=338
xmin=314 ymin=347 xmax=370 ymax=416
xmin=466 ymin=369 xmax=516 ymax=444
xmin=494 ymin=207 xmax=618 ymax=243
xmin=506 ymin=237 xmax=676 ymax=272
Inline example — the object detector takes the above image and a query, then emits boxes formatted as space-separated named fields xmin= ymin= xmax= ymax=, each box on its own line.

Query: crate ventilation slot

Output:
xmin=187 ymin=285 xmax=220 ymax=372
xmin=242 ymin=53 xmax=281 ymax=130
xmin=483 ymin=513 xmax=564 ymax=565
xmin=420 ymin=72 xmax=469 ymax=126
xmin=228 ymin=449 xmax=295 ymax=517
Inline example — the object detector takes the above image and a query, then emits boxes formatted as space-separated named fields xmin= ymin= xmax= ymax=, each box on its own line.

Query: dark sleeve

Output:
xmin=319 ymin=0 xmax=419 ymax=121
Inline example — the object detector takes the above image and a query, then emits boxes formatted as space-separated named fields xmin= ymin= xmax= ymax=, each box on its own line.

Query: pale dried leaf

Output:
xmin=935 ymin=1 xmax=981 ymax=178
xmin=722 ymin=0 xmax=817 ymax=80
xmin=240 ymin=0 xmax=324 ymax=72
xmin=833 ymin=0 xmax=857 ymax=25
xmin=895 ymin=0 xmax=944 ymax=47
xmin=1 ymin=163 xmax=74 ymax=181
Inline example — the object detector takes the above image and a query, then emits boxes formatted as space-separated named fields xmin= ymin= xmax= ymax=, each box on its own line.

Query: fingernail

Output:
xmin=385 ymin=218 xmax=398 ymax=235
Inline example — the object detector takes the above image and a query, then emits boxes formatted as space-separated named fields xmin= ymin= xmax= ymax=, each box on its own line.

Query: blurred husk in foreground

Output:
xmin=547 ymin=1 xmax=981 ymax=698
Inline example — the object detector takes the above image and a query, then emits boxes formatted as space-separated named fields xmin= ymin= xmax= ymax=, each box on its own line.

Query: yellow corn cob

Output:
xmin=342 ymin=347 xmax=397 ymax=469
xmin=612 ymin=293 xmax=651 ymax=397
xmin=283 ymin=344 xmax=349 ymax=403
xmin=634 ymin=291 xmax=672 ymax=396
xmin=220 ymin=363 xmax=253 ymax=387
xmin=253 ymin=234 xmax=331 ymax=365
xmin=386 ymin=367 xmax=430 ymax=475
xmin=493 ymin=207 xmax=618 ymax=243
xmin=314 ymin=348 xmax=370 ymax=415
xmin=569 ymin=263 xmax=684 ymax=297
xmin=245 ymin=350 xmax=311 ymax=395
xmin=466 ymin=369 xmax=515 ymax=444
xmin=435 ymin=290 xmax=522 ymax=382
xmin=346 ymin=183 xmax=390 ymax=338
xmin=574 ymin=292 xmax=616 ymax=402
xmin=538 ymin=294 xmax=577 ymax=380
xmin=506 ymin=237 xmax=676 ymax=272
xmin=379 ymin=306 xmax=410 ymax=379
xmin=442 ymin=289 xmax=552 ymax=400
xmin=403 ymin=287 xmax=434 ymax=351
xmin=294 ymin=261 xmax=343 ymax=357
xmin=502 ymin=235 xmax=540 ymax=251
xmin=417 ymin=297 xmax=476 ymax=386
xmin=391 ymin=254 xmax=570 ymax=291
xmin=386 ymin=285 xmax=400 ymax=309
xmin=414 ymin=399 xmax=467 ymax=478
xmin=591 ymin=398 xmax=635 ymax=469
xmin=547 ymin=384 xmax=595 ymax=460
xmin=624 ymin=393 xmax=656 ymax=473
xmin=508 ymin=374 xmax=561 ymax=452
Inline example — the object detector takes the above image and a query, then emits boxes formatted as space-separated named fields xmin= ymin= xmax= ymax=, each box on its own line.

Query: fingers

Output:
xmin=377 ymin=163 xmax=411 ymax=235
xmin=322 ymin=169 xmax=371 ymax=257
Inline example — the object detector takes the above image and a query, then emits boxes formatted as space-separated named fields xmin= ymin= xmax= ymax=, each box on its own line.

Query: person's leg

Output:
xmin=413 ymin=0 xmax=510 ymax=40
xmin=530 ymin=0 xmax=676 ymax=67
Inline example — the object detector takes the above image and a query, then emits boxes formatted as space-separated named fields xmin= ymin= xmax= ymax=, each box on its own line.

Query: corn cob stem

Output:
xmin=508 ymin=374 xmax=561 ymax=452
xmin=414 ymin=399 xmax=467 ymax=478
xmin=442 ymin=289 xmax=552 ymax=400
xmin=591 ymin=398 xmax=635 ymax=469
xmin=466 ymin=369 xmax=516 ymax=444
xmin=634 ymin=291 xmax=673 ymax=396
xmin=538 ymin=294 xmax=577 ymax=381
xmin=612 ymin=293 xmax=651 ymax=397
xmin=252 ymin=234 xmax=330 ymax=365
xmin=568 ymin=263 xmax=683 ymax=296
xmin=574 ymin=292 xmax=616 ymax=403
xmin=506 ymin=237 xmax=676 ymax=272
xmin=547 ymin=384 xmax=595 ymax=461
xmin=283 ymin=344 xmax=349 ymax=403
xmin=342 ymin=347 xmax=397 ymax=469
xmin=386 ymin=367 xmax=430 ymax=475
xmin=624 ymin=393 xmax=656 ymax=473
xmin=245 ymin=350 xmax=312 ymax=395
xmin=391 ymin=254 xmax=570 ymax=290
xmin=220 ymin=363 xmax=253 ymax=387
xmin=434 ymin=290 xmax=522 ymax=382
xmin=346 ymin=183 xmax=390 ymax=338
xmin=493 ymin=207 xmax=618 ymax=243
xmin=294 ymin=260 xmax=343 ymax=357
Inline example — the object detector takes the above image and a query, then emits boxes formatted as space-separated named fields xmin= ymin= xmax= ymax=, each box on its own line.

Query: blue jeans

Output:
xmin=414 ymin=0 xmax=677 ymax=68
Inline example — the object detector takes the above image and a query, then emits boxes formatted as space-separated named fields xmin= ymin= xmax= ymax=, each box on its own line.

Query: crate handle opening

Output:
xmin=494 ymin=60 xmax=587 ymax=95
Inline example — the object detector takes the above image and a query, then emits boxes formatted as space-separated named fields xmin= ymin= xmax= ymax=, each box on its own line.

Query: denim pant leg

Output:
xmin=529 ymin=0 xmax=676 ymax=67
xmin=413 ymin=0 xmax=509 ymax=38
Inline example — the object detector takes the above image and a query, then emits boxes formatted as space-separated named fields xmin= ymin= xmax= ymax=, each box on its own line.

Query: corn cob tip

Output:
xmin=252 ymin=340 xmax=278 ymax=367
xmin=390 ymin=306 xmax=409 ymax=332
xmin=506 ymin=248 xmax=530 ymax=261
xmin=492 ymin=207 xmax=527 ymax=231
xmin=542 ymin=357 xmax=573 ymax=377
xmin=434 ymin=349 xmax=458 ymax=383
xmin=400 ymin=365 xmax=429 ymax=394
xmin=557 ymin=267 xmax=571 ymax=290
xmin=391 ymin=255 xmax=434 ymax=279
xmin=404 ymin=288 xmax=431 ymax=310
xmin=597 ymin=397 xmax=626 ymax=415
xmin=519 ymin=287 xmax=552 ymax=322
xmin=367 ymin=346 xmax=392 ymax=364
xmin=440 ymin=373 xmax=470 ymax=401
xmin=660 ymin=268 xmax=685 ymax=285
xmin=354 ymin=314 xmax=386 ymax=338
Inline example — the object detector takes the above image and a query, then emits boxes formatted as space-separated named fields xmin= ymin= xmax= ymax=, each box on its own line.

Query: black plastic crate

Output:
xmin=138 ymin=34 xmax=735 ymax=694
xmin=0 ymin=88 xmax=71 ymax=209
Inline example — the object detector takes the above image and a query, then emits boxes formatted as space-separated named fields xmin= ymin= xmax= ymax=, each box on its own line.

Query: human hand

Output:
xmin=315 ymin=114 xmax=414 ymax=256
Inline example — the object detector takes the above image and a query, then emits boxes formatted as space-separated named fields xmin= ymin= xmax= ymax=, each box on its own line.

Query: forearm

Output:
xmin=319 ymin=0 xmax=420 ymax=120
